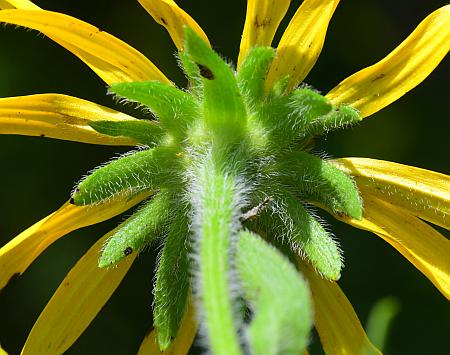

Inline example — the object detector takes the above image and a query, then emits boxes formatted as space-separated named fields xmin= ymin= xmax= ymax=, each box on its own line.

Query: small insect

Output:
xmin=123 ymin=246 xmax=133 ymax=256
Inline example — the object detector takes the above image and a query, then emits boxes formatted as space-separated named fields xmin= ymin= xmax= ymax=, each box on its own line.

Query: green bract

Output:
xmin=71 ymin=28 xmax=363 ymax=355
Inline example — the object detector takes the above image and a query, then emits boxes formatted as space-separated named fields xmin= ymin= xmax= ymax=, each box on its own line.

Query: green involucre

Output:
xmin=235 ymin=230 xmax=312 ymax=355
xmin=89 ymin=119 xmax=164 ymax=146
xmin=184 ymin=28 xmax=247 ymax=143
xmin=153 ymin=211 xmax=191 ymax=350
xmin=237 ymin=47 xmax=275 ymax=106
xmin=275 ymin=151 xmax=363 ymax=219
xmin=71 ymin=147 xmax=180 ymax=205
xmin=178 ymin=51 xmax=203 ymax=99
xmin=110 ymin=81 xmax=197 ymax=141
xmin=247 ymin=187 xmax=343 ymax=280
xmin=98 ymin=190 xmax=173 ymax=268
xmin=71 ymin=27 xmax=365 ymax=354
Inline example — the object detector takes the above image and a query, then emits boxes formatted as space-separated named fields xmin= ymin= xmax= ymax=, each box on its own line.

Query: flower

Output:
xmin=0 ymin=0 xmax=449 ymax=354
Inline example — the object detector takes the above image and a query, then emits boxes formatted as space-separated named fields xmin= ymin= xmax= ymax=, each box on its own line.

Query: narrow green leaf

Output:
xmin=89 ymin=119 xmax=164 ymax=146
xmin=71 ymin=147 xmax=180 ymax=205
xmin=98 ymin=190 xmax=173 ymax=267
xmin=153 ymin=211 xmax=191 ymax=350
xmin=110 ymin=81 xmax=197 ymax=140
xmin=275 ymin=151 xmax=363 ymax=219
xmin=237 ymin=47 xmax=275 ymax=105
xmin=184 ymin=27 xmax=247 ymax=143
xmin=366 ymin=297 xmax=400 ymax=351
xmin=235 ymin=230 xmax=312 ymax=355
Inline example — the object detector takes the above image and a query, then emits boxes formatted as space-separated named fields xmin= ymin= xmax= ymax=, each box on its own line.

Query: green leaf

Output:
xmin=184 ymin=27 xmax=247 ymax=144
xmin=235 ymin=230 xmax=312 ymax=355
xmin=153 ymin=211 xmax=191 ymax=350
xmin=110 ymin=81 xmax=197 ymax=140
xmin=71 ymin=147 xmax=180 ymax=205
xmin=89 ymin=119 xmax=164 ymax=146
xmin=366 ymin=297 xmax=400 ymax=351
xmin=98 ymin=190 xmax=173 ymax=267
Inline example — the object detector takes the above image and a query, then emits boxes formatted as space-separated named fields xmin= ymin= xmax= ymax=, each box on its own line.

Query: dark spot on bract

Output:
xmin=124 ymin=246 xmax=133 ymax=256
xmin=196 ymin=63 xmax=214 ymax=80
xmin=40 ymin=133 xmax=45 ymax=137
xmin=69 ymin=197 xmax=75 ymax=204
xmin=160 ymin=17 xmax=167 ymax=25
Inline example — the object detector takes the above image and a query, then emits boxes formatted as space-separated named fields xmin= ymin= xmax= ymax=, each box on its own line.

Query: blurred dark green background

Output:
xmin=1 ymin=1 xmax=449 ymax=354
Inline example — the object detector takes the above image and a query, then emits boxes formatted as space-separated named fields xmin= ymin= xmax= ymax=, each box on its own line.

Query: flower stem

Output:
xmin=192 ymin=155 xmax=243 ymax=355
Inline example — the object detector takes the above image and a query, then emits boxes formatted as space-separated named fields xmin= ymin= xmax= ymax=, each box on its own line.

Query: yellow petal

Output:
xmin=333 ymin=158 xmax=450 ymax=230
xmin=237 ymin=0 xmax=291 ymax=67
xmin=326 ymin=5 xmax=450 ymax=118
xmin=335 ymin=194 xmax=450 ymax=300
xmin=265 ymin=0 xmax=340 ymax=92
xmin=0 ymin=94 xmax=142 ymax=145
xmin=138 ymin=0 xmax=210 ymax=50
xmin=21 ymin=230 xmax=136 ymax=355
xmin=300 ymin=261 xmax=381 ymax=355
xmin=0 ymin=0 xmax=38 ymax=9
xmin=0 ymin=191 xmax=150 ymax=290
xmin=138 ymin=330 xmax=161 ymax=354
xmin=0 ymin=345 xmax=7 ymax=355
xmin=0 ymin=9 xmax=170 ymax=85
xmin=138 ymin=299 xmax=197 ymax=354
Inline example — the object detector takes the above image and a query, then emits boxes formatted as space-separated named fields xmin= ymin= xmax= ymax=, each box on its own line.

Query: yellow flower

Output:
xmin=0 ymin=0 xmax=449 ymax=354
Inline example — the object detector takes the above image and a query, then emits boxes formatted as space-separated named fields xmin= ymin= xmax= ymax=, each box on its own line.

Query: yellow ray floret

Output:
xmin=0 ymin=9 xmax=170 ymax=85
xmin=326 ymin=5 xmax=450 ymax=118
xmin=300 ymin=261 xmax=381 ymax=355
xmin=333 ymin=158 xmax=450 ymax=230
xmin=137 ymin=299 xmax=197 ymax=354
xmin=0 ymin=94 xmax=142 ymax=145
xmin=337 ymin=194 xmax=450 ymax=300
xmin=0 ymin=191 xmax=150 ymax=290
xmin=265 ymin=0 xmax=340 ymax=92
xmin=0 ymin=0 xmax=38 ymax=10
xmin=21 ymin=230 xmax=137 ymax=355
xmin=237 ymin=0 xmax=291 ymax=67
xmin=139 ymin=0 xmax=210 ymax=50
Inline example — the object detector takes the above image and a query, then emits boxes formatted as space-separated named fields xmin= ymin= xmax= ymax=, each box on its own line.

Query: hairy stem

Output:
xmin=192 ymin=155 xmax=243 ymax=355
